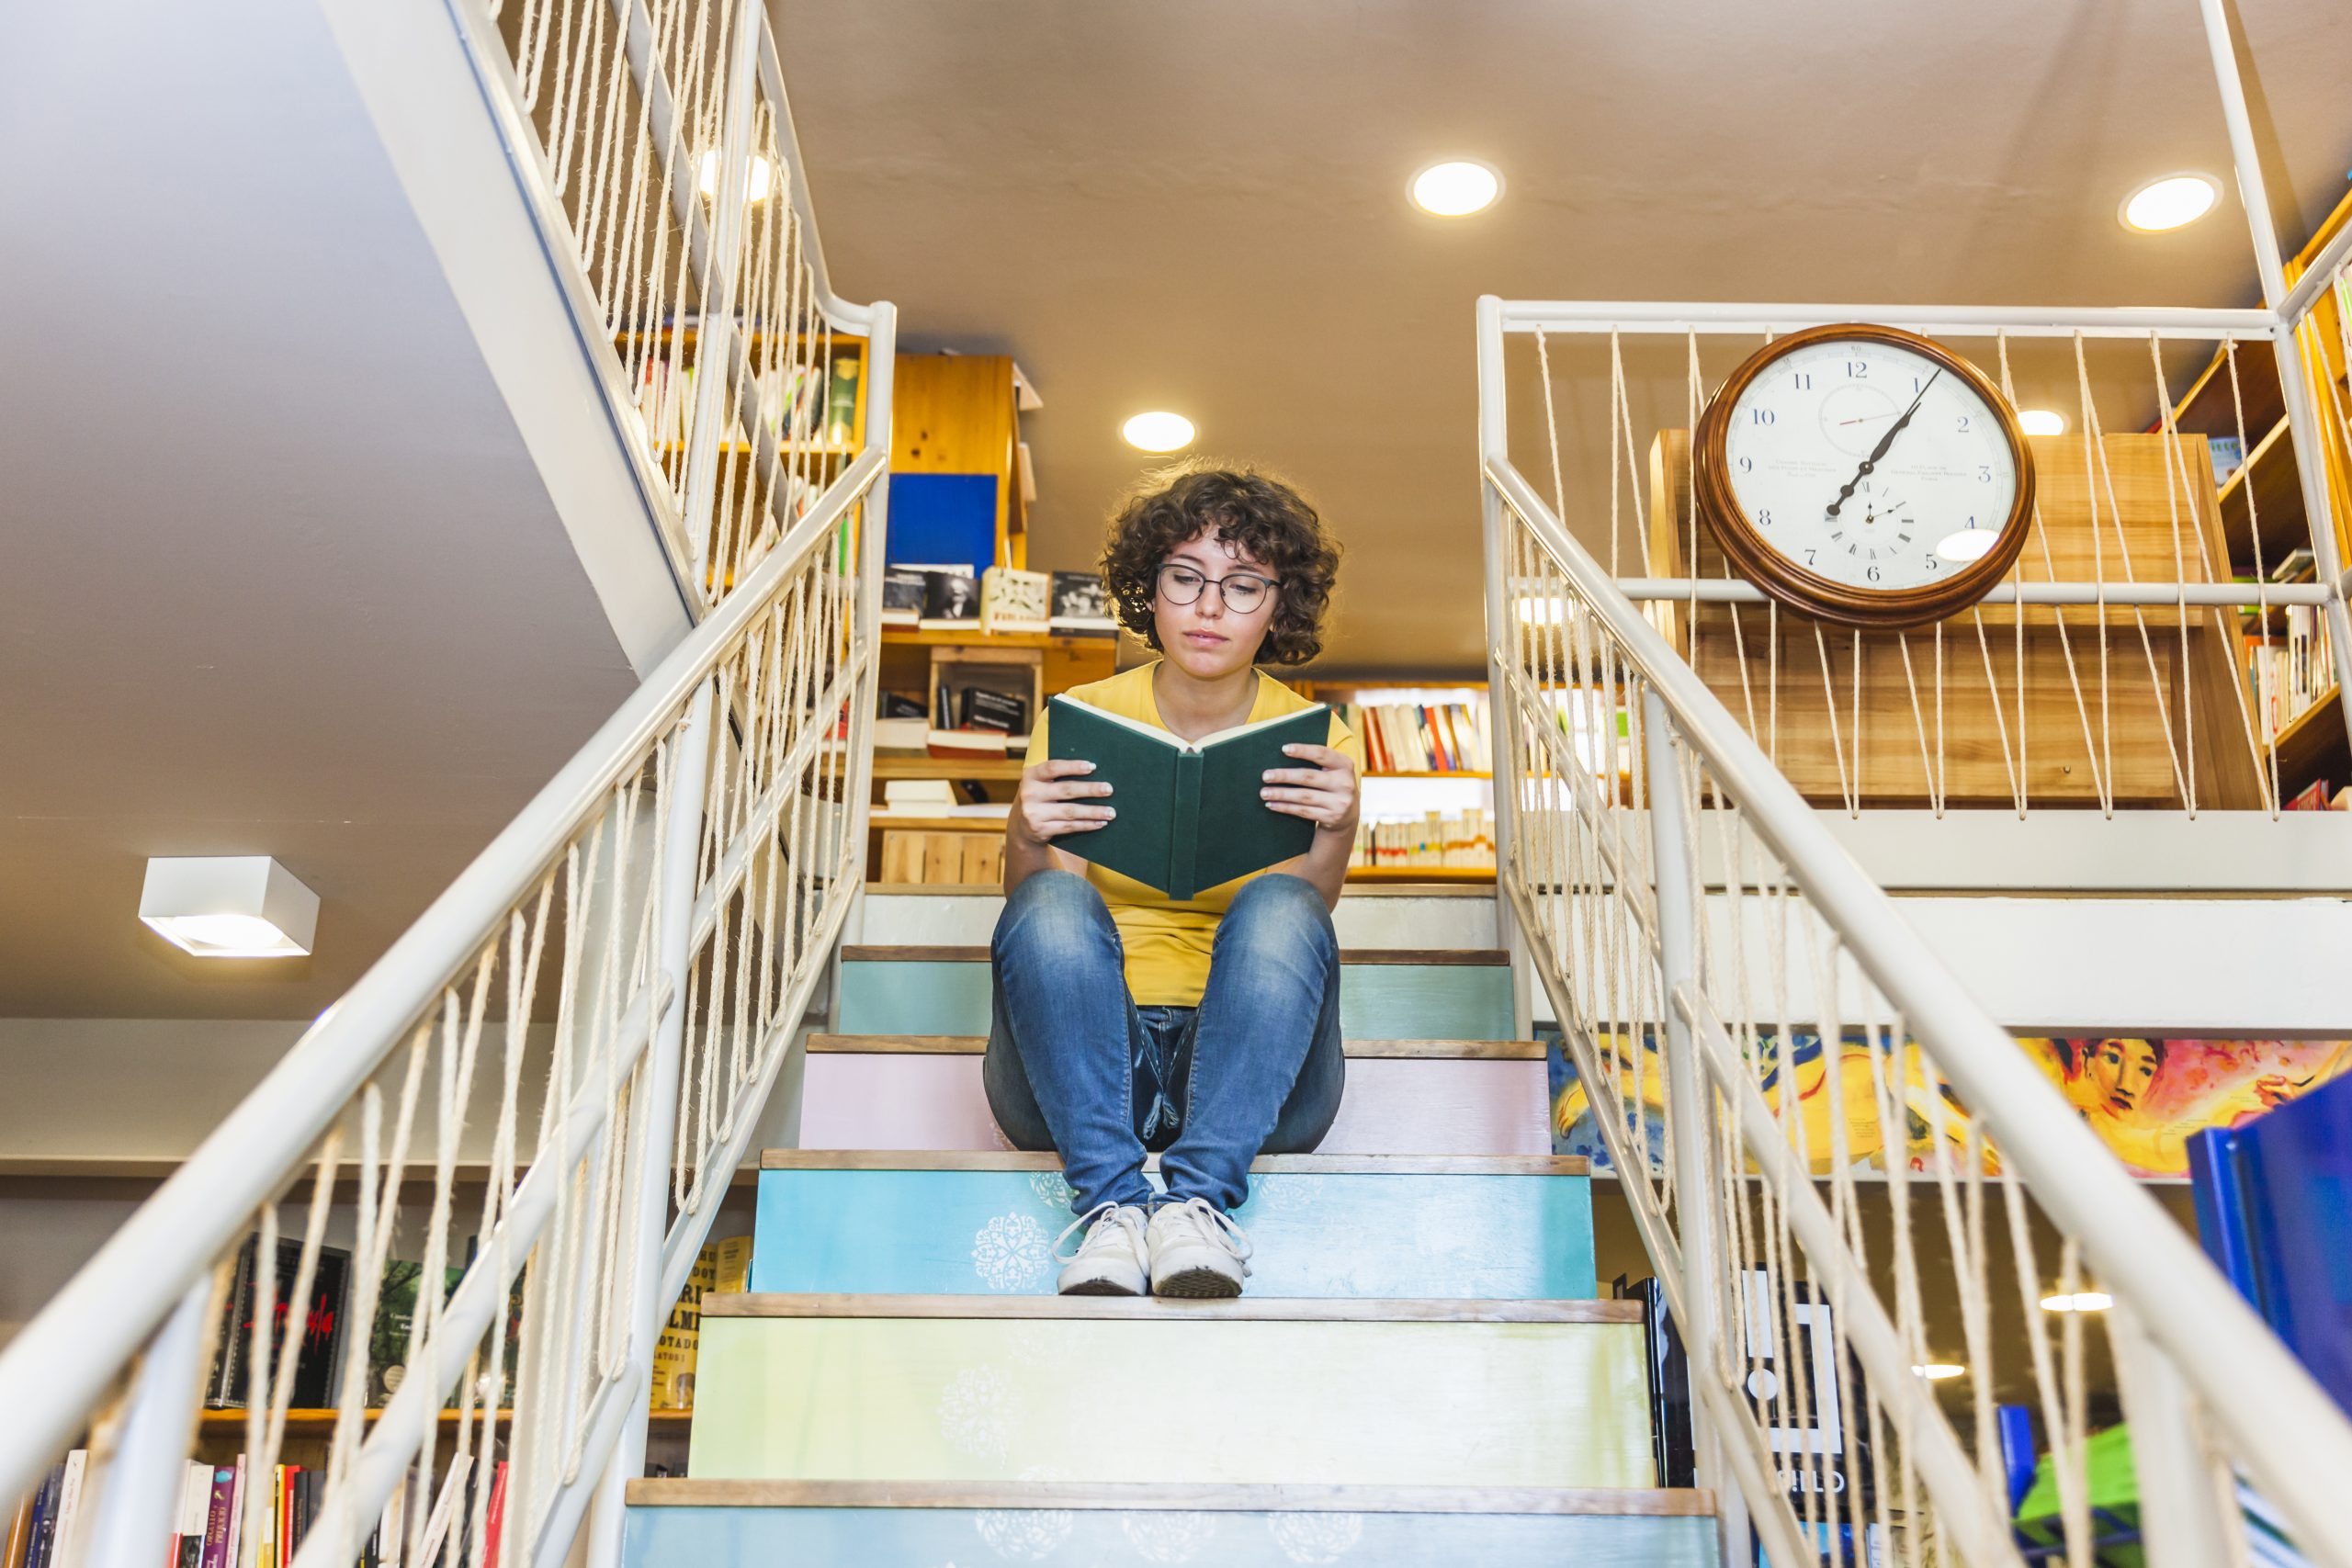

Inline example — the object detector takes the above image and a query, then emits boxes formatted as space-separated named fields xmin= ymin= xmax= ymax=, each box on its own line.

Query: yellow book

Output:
xmin=647 ymin=1235 xmax=752 ymax=1412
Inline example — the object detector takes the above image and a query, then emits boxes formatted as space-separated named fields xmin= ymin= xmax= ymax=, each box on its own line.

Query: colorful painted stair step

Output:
xmin=624 ymin=1481 xmax=1719 ymax=1567
xmin=797 ymin=1035 xmax=1549 ymax=1155
xmin=753 ymin=1153 xmax=1595 ymax=1298
xmin=686 ymin=1296 xmax=1656 ymax=1489
xmin=835 ymin=945 xmax=1515 ymax=1041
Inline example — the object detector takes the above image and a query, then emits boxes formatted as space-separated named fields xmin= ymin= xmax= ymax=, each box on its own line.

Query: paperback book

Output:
xmin=1045 ymin=695 xmax=1327 ymax=900
xmin=1049 ymin=571 xmax=1116 ymax=634
xmin=980 ymin=566 xmax=1051 ymax=635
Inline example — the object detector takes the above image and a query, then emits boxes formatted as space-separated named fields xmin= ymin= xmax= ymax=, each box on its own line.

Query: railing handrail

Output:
xmin=1479 ymin=403 xmax=2352 ymax=1549
xmin=0 ymin=445 xmax=887 ymax=1504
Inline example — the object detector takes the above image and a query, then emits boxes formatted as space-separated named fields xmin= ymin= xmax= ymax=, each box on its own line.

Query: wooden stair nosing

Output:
xmin=701 ymin=1292 xmax=1641 ymax=1324
xmin=624 ymin=1478 xmax=1714 ymax=1517
xmin=842 ymin=944 xmax=1509 ymax=966
xmin=760 ymin=1150 xmax=1588 ymax=1176
xmin=806 ymin=1032 xmax=1544 ymax=1060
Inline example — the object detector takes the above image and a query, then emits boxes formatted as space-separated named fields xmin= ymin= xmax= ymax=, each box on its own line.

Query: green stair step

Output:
xmin=624 ymin=1480 xmax=1718 ymax=1566
xmin=753 ymin=1152 xmax=1595 ymax=1298
xmin=836 ymin=945 xmax=1515 ymax=1040
xmin=686 ymin=1295 xmax=1656 ymax=1489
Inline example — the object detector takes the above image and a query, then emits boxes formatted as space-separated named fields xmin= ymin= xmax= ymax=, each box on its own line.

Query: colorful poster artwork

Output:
xmin=1547 ymin=1030 xmax=2352 ymax=1179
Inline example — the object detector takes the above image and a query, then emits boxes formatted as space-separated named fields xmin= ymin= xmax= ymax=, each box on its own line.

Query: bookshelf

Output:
xmin=2167 ymin=185 xmax=2352 ymax=805
xmin=192 ymin=1409 xmax=695 ymax=1433
xmin=1297 ymin=681 xmax=1498 ymax=880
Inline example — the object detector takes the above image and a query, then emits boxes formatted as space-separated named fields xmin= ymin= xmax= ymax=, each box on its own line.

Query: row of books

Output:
xmin=206 ymin=1235 xmax=521 ymax=1416
xmin=2247 ymin=603 xmax=2334 ymax=732
xmin=880 ymin=565 xmax=1117 ymax=637
xmin=7 ymin=1449 xmax=506 ymax=1568
xmin=631 ymin=353 xmax=860 ymax=450
xmin=1332 ymin=698 xmax=1492 ymax=775
xmin=1352 ymin=809 xmax=1497 ymax=871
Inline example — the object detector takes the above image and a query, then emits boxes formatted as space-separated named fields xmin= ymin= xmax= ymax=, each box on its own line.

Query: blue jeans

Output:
xmin=984 ymin=869 xmax=1345 ymax=1215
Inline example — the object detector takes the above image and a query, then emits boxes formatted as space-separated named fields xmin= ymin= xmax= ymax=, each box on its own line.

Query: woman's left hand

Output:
xmin=1262 ymin=744 xmax=1361 ymax=835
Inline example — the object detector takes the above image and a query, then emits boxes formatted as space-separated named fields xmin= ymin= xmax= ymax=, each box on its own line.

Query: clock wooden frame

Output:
xmin=1691 ymin=322 xmax=2037 ymax=630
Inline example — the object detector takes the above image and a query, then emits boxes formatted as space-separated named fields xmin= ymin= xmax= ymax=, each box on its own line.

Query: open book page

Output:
xmin=1055 ymin=694 xmax=1329 ymax=753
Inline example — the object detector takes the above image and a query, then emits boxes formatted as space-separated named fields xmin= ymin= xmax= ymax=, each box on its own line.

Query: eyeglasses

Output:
xmin=1156 ymin=562 xmax=1277 ymax=614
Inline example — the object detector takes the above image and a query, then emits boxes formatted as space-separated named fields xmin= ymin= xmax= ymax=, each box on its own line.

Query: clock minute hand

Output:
xmin=1827 ymin=367 xmax=1943 ymax=518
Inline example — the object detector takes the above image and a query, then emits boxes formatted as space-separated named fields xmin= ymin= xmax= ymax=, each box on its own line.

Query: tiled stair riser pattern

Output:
xmin=753 ymin=1164 xmax=1596 ymax=1297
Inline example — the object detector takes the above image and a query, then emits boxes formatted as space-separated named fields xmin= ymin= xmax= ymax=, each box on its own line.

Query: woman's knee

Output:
xmin=994 ymin=868 xmax=1117 ymax=966
xmin=1220 ymin=873 xmax=1335 ymax=949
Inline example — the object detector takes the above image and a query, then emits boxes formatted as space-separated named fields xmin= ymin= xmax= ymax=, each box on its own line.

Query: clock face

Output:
xmin=1695 ymin=325 xmax=2035 ymax=628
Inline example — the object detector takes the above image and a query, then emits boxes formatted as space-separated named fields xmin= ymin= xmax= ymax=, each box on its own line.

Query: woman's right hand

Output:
xmin=1012 ymin=759 xmax=1114 ymax=844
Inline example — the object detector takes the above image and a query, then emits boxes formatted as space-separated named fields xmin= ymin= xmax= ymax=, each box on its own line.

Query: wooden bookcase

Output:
xmin=2165 ymin=186 xmax=2352 ymax=803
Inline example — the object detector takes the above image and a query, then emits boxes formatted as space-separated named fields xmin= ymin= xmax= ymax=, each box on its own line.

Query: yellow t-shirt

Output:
xmin=1022 ymin=661 xmax=1363 ymax=1007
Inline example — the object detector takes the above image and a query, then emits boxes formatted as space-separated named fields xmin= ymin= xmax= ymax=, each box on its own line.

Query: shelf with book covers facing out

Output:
xmin=616 ymin=324 xmax=868 ymax=469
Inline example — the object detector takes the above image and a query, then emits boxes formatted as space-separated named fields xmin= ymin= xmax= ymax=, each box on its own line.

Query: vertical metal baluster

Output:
xmin=77 ymin=1278 xmax=215 ymax=1568
xmin=582 ymin=679 xmax=718 ymax=1568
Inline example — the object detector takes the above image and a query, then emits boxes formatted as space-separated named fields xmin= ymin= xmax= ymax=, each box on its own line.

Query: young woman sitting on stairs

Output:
xmin=989 ymin=466 xmax=1363 ymax=1297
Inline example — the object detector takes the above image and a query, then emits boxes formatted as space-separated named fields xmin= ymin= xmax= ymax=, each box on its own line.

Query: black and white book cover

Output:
xmin=880 ymin=569 xmax=926 ymax=625
xmin=920 ymin=570 xmax=981 ymax=628
xmin=1049 ymin=570 xmax=1115 ymax=633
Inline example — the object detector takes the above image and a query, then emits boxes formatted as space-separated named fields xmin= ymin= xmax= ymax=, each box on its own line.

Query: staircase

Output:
xmin=617 ymin=940 xmax=1723 ymax=1563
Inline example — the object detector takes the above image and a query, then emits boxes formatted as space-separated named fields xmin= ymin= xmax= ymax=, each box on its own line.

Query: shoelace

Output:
xmin=1155 ymin=1197 xmax=1253 ymax=1274
xmin=1053 ymin=1201 xmax=1146 ymax=1262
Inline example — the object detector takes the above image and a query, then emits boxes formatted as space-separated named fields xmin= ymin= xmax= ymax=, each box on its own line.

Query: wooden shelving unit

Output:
xmin=872 ymin=754 xmax=1025 ymax=781
xmin=881 ymin=627 xmax=1117 ymax=652
xmin=197 ymin=1408 xmax=694 ymax=1433
xmin=2165 ymin=186 xmax=2352 ymax=806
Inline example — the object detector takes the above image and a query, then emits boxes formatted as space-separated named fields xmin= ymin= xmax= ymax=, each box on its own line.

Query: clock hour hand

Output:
xmin=1827 ymin=367 xmax=1943 ymax=517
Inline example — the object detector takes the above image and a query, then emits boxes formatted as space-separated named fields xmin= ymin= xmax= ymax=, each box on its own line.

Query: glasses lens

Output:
xmin=1223 ymin=575 xmax=1269 ymax=612
xmin=1159 ymin=566 xmax=1204 ymax=604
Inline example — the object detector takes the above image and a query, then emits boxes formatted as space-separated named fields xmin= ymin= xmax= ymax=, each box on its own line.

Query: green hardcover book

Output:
xmin=1046 ymin=694 xmax=1329 ymax=900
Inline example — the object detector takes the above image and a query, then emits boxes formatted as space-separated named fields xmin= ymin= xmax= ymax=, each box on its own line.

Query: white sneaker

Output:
xmin=1146 ymin=1199 xmax=1253 ymax=1298
xmin=1054 ymin=1202 xmax=1150 ymax=1295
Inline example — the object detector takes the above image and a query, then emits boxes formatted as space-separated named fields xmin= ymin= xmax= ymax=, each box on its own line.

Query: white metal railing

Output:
xmin=452 ymin=0 xmax=870 ymax=614
xmin=1471 ymin=11 xmax=2352 ymax=1562
xmin=1482 ymin=403 xmax=2352 ymax=1565
xmin=0 ymin=4 xmax=896 ymax=1568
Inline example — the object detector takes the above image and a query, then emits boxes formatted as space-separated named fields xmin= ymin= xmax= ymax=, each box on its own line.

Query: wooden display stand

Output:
xmin=1649 ymin=430 xmax=2263 ymax=808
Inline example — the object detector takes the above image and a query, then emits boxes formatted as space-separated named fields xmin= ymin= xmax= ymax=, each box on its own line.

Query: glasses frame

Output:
xmin=1154 ymin=561 xmax=1280 ymax=614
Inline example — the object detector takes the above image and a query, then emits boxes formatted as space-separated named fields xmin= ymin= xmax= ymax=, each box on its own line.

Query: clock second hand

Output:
xmin=1827 ymin=368 xmax=1942 ymax=518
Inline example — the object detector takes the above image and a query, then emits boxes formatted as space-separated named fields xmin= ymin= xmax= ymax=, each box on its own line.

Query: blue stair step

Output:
xmin=625 ymin=1481 xmax=1719 ymax=1566
xmin=836 ymin=944 xmax=1515 ymax=1041
xmin=754 ymin=1152 xmax=1596 ymax=1298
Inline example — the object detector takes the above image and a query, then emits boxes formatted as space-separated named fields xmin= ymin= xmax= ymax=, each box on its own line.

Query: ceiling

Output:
xmin=775 ymin=0 xmax=2352 ymax=676
xmin=0 ymin=1 xmax=647 ymax=1018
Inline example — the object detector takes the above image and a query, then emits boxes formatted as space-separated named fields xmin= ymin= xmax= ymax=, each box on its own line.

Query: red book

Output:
xmin=481 ymin=1463 xmax=512 ymax=1568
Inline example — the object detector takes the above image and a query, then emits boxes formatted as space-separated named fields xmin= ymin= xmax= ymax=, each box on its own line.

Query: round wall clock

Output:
xmin=1691 ymin=323 xmax=2036 ymax=629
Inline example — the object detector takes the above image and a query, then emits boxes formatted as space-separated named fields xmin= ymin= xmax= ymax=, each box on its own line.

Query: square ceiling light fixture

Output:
xmin=139 ymin=856 xmax=320 ymax=958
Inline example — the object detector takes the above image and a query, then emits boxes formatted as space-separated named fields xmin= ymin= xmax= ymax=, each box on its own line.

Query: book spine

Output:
xmin=199 ymin=1471 xmax=232 ymax=1568
xmin=1 ymin=1496 xmax=28 ymax=1568
xmin=48 ymin=1453 xmax=84 ymax=1568
xmin=1168 ymin=750 xmax=1204 ymax=901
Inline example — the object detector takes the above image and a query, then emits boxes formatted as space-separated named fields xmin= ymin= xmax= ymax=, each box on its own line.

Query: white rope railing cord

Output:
xmin=2071 ymin=333 xmax=2192 ymax=810
xmin=1995 ymin=333 xmax=2107 ymax=814
xmin=2153 ymin=335 xmax=2280 ymax=816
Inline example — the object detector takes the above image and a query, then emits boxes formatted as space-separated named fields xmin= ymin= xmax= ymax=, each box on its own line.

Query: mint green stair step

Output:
xmin=754 ymin=1152 xmax=1596 ymax=1298
xmin=687 ymin=1296 xmax=1656 ymax=1488
xmin=624 ymin=1480 xmax=1719 ymax=1566
xmin=836 ymin=944 xmax=1514 ymax=1041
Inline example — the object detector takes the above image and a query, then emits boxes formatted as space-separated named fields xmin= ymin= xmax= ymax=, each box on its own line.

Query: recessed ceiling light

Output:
xmin=1410 ymin=159 xmax=1503 ymax=218
xmin=1914 ymin=1362 xmax=1968 ymax=1382
xmin=2018 ymin=409 xmax=2067 ymax=436
xmin=697 ymin=151 xmax=775 ymax=203
xmin=2120 ymin=174 xmax=2218 ymax=233
xmin=1936 ymin=529 xmax=1999 ymax=563
xmin=2040 ymin=1291 xmax=2115 ymax=1314
xmin=1122 ymin=412 xmax=1196 ymax=453
xmin=140 ymin=856 xmax=319 ymax=959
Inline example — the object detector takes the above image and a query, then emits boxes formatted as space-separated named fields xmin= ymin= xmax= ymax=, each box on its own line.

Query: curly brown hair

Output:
xmin=1098 ymin=464 xmax=1340 ymax=665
